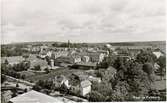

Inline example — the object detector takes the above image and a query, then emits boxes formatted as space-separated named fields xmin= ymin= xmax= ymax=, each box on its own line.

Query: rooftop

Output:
xmin=9 ymin=90 xmax=74 ymax=103
xmin=80 ymin=80 xmax=92 ymax=88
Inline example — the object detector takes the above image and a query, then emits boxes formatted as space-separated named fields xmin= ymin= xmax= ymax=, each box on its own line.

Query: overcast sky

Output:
xmin=2 ymin=0 xmax=166 ymax=44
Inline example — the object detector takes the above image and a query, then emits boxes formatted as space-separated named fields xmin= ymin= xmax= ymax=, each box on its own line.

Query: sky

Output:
xmin=1 ymin=0 xmax=166 ymax=44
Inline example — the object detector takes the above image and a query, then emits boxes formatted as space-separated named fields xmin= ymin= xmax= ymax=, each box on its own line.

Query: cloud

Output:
xmin=2 ymin=0 xmax=166 ymax=44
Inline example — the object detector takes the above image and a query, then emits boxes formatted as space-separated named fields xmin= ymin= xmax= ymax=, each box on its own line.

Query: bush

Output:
xmin=89 ymin=91 xmax=106 ymax=102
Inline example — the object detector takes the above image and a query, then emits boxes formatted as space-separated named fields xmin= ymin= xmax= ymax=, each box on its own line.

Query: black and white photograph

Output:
xmin=1 ymin=0 xmax=166 ymax=102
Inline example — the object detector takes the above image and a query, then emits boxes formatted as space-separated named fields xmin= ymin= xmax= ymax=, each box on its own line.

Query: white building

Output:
xmin=82 ymin=56 xmax=90 ymax=63
xmin=88 ymin=76 xmax=101 ymax=83
xmin=80 ymin=80 xmax=92 ymax=96
xmin=99 ymin=53 xmax=105 ymax=63
xmin=47 ymin=51 xmax=52 ymax=57
xmin=55 ymin=75 xmax=71 ymax=89
xmin=153 ymin=51 xmax=163 ymax=59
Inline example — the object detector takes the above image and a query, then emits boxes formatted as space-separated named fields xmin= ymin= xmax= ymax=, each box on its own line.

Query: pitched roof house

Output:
xmin=80 ymin=80 xmax=92 ymax=96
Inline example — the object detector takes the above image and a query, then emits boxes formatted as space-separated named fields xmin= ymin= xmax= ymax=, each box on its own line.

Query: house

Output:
xmin=38 ymin=50 xmax=48 ymax=59
xmin=72 ymin=55 xmax=82 ymax=63
xmin=69 ymin=73 xmax=92 ymax=97
xmin=31 ymin=46 xmax=41 ymax=52
xmin=54 ymin=56 xmax=74 ymax=67
xmin=89 ymin=52 xmax=105 ymax=63
xmin=79 ymin=52 xmax=105 ymax=63
xmin=9 ymin=90 xmax=74 ymax=103
xmin=105 ymin=44 xmax=115 ymax=51
xmin=53 ymin=51 xmax=69 ymax=59
xmin=153 ymin=51 xmax=164 ymax=59
xmin=116 ymin=55 xmax=131 ymax=61
xmin=80 ymin=80 xmax=92 ymax=96
xmin=71 ymin=62 xmax=97 ymax=70
xmin=46 ymin=51 xmax=52 ymax=57
xmin=71 ymin=72 xmax=89 ymax=81
xmin=88 ymin=76 xmax=101 ymax=83
xmin=81 ymin=56 xmax=90 ymax=62
xmin=54 ymin=75 xmax=70 ymax=89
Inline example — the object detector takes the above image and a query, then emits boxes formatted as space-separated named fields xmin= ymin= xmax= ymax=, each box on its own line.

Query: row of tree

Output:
xmin=88 ymin=49 xmax=166 ymax=101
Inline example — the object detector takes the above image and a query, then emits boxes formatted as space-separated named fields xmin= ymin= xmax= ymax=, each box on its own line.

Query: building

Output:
xmin=80 ymin=80 xmax=92 ymax=96
xmin=9 ymin=90 xmax=74 ymax=103
xmin=71 ymin=55 xmax=81 ymax=63
xmin=38 ymin=50 xmax=48 ymax=59
xmin=50 ymin=51 xmax=69 ymax=59
xmin=81 ymin=56 xmax=90 ymax=62
xmin=71 ymin=62 xmax=97 ymax=70
xmin=88 ymin=76 xmax=101 ymax=83
xmin=89 ymin=52 xmax=105 ymax=63
xmin=71 ymin=72 xmax=89 ymax=81
xmin=54 ymin=56 xmax=74 ymax=67
xmin=79 ymin=52 xmax=106 ymax=63
xmin=54 ymin=75 xmax=70 ymax=89
xmin=153 ymin=51 xmax=164 ymax=59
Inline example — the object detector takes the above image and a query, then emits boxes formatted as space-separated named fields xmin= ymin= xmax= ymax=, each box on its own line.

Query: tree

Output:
xmin=16 ymin=83 xmax=19 ymax=87
xmin=44 ymin=68 xmax=50 ymax=74
xmin=142 ymin=63 xmax=154 ymax=75
xmin=35 ymin=80 xmax=54 ymax=90
xmin=92 ymin=81 xmax=113 ymax=98
xmin=32 ymin=85 xmax=41 ymax=91
xmin=21 ymin=74 xmax=26 ymax=79
xmin=89 ymin=91 xmax=106 ymax=102
xmin=4 ymin=59 xmax=9 ymax=65
xmin=136 ymin=49 xmax=157 ymax=64
xmin=125 ymin=62 xmax=153 ymax=98
xmin=33 ymin=65 xmax=41 ymax=71
xmin=113 ymin=57 xmax=127 ymax=72
xmin=1 ymin=75 xmax=6 ymax=84
xmin=157 ymin=56 xmax=166 ymax=80
xmin=111 ymin=81 xmax=129 ymax=101
xmin=24 ymin=88 xmax=28 ymax=92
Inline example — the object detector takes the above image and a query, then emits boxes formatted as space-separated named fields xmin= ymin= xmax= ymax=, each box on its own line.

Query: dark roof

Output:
xmin=75 ymin=62 xmax=97 ymax=67
xmin=80 ymin=80 xmax=92 ymax=88
xmin=55 ymin=56 xmax=74 ymax=64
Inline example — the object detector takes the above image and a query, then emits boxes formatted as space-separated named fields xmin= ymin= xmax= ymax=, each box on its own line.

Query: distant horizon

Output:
xmin=1 ymin=39 xmax=166 ymax=45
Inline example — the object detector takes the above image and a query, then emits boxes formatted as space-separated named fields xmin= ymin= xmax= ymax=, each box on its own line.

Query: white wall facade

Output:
xmin=80 ymin=86 xmax=91 ymax=96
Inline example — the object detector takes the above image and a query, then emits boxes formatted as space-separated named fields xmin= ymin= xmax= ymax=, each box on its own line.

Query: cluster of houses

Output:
xmin=36 ymin=46 xmax=109 ymax=69
xmin=2 ymin=43 xmax=165 ymax=72
xmin=52 ymin=71 xmax=103 ymax=97
xmin=1 ymin=42 xmax=166 ymax=103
